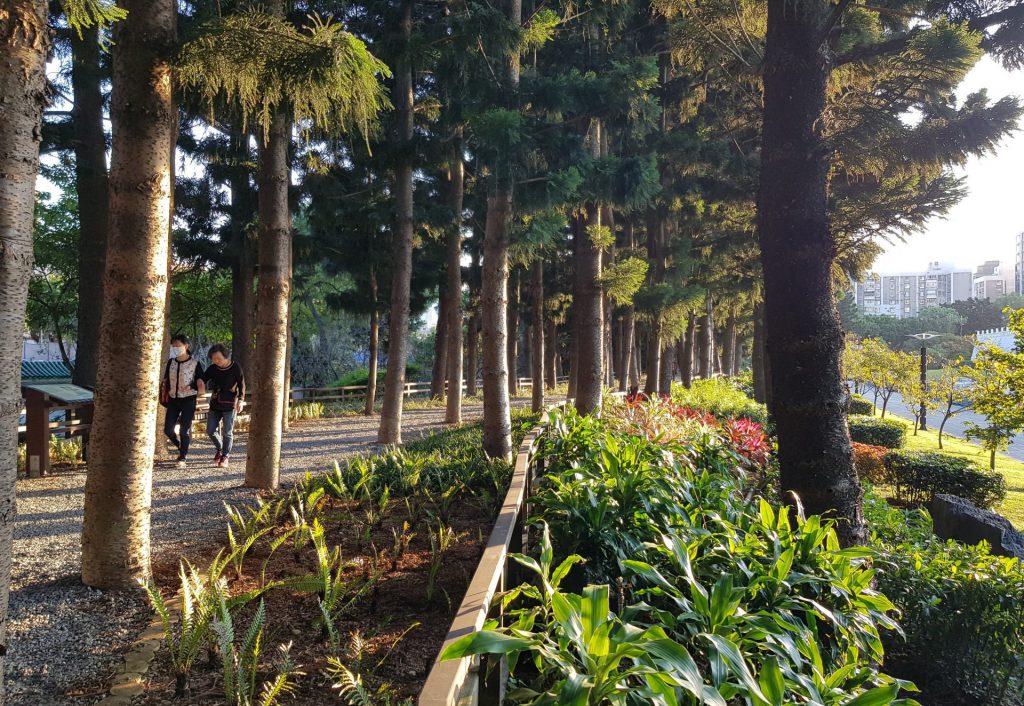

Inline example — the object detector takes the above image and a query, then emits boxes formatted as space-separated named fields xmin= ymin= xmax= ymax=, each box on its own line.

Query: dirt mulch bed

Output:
xmin=135 ymin=492 xmax=497 ymax=705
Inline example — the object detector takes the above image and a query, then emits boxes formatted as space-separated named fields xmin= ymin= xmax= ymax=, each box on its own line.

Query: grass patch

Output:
xmin=872 ymin=408 xmax=1024 ymax=528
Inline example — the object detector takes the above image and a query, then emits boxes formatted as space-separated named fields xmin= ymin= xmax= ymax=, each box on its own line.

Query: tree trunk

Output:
xmin=281 ymin=281 xmax=293 ymax=432
xmin=681 ymin=314 xmax=696 ymax=387
xmin=229 ymin=134 xmax=255 ymax=381
xmin=244 ymin=109 xmax=291 ymax=489
xmin=659 ymin=341 xmax=675 ymax=397
xmin=70 ymin=23 xmax=109 ymax=389
xmin=698 ymin=296 xmax=714 ymax=379
xmin=530 ymin=259 xmax=544 ymax=412
xmin=759 ymin=0 xmax=864 ymax=545
xmin=444 ymin=130 xmax=465 ymax=424
xmin=545 ymin=320 xmax=557 ymax=390
xmin=752 ymin=300 xmax=767 ymax=403
xmin=481 ymin=193 xmax=512 ymax=460
xmin=481 ymin=0 xmax=520 ymax=458
xmin=574 ymin=129 xmax=604 ymax=415
xmin=377 ymin=0 xmax=416 ymax=445
xmin=430 ymin=285 xmax=448 ymax=399
xmin=153 ymin=112 xmax=177 ymax=465
xmin=0 ymin=5 xmax=48 ymax=684
xmin=507 ymin=269 xmax=520 ymax=396
xmin=619 ymin=310 xmax=634 ymax=392
xmin=82 ymin=0 xmax=176 ymax=588
xmin=643 ymin=320 xmax=661 ymax=396
xmin=366 ymin=303 xmax=378 ymax=413
xmin=466 ymin=244 xmax=481 ymax=397
xmin=722 ymin=310 xmax=737 ymax=377
xmin=734 ymin=332 xmax=744 ymax=375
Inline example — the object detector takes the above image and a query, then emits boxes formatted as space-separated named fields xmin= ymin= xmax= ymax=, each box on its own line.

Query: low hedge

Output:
xmin=884 ymin=449 xmax=1006 ymax=509
xmin=848 ymin=415 xmax=905 ymax=448
xmin=849 ymin=393 xmax=875 ymax=416
xmin=852 ymin=442 xmax=888 ymax=483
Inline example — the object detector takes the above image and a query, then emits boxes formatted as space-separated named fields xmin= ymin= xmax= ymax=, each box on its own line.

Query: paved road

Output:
xmin=859 ymin=388 xmax=1024 ymax=462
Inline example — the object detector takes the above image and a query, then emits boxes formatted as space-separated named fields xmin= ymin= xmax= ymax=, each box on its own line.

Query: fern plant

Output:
xmin=329 ymin=661 xmax=413 ymax=706
xmin=426 ymin=522 xmax=461 ymax=604
xmin=214 ymin=598 xmax=303 ymax=706
xmin=142 ymin=560 xmax=225 ymax=697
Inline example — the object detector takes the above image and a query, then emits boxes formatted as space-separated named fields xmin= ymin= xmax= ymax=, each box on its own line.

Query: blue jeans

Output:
xmin=207 ymin=408 xmax=236 ymax=456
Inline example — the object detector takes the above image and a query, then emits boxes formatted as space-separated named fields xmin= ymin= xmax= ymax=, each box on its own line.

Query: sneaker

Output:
xmin=219 ymin=456 xmax=229 ymax=468
xmin=175 ymin=455 xmax=187 ymax=469
xmin=213 ymin=452 xmax=222 ymax=465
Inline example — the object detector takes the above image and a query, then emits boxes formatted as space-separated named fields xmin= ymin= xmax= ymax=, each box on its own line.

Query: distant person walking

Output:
xmin=204 ymin=343 xmax=246 ymax=468
xmin=160 ymin=334 xmax=205 ymax=468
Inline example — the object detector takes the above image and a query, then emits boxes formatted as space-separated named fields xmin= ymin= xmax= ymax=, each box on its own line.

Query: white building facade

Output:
xmin=855 ymin=262 xmax=973 ymax=318
xmin=1016 ymin=232 xmax=1024 ymax=295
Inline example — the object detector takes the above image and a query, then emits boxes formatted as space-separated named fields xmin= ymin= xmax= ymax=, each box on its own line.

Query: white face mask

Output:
xmin=170 ymin=346 xmax=185 ymax=358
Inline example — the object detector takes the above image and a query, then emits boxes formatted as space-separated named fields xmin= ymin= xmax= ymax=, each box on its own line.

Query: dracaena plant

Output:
xmin=443 ymin=525 xmax=722 ymax=705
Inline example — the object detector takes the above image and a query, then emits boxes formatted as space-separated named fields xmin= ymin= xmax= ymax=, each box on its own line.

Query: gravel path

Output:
xmin=7 ymin=403 xmax=500 ymax=705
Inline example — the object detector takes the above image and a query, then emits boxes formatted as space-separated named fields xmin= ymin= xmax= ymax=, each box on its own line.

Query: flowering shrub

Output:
xmin=609 ymin=397 xmax=772 ymax=472
xmin=723 ymin=417 xmax=772 ymax=468
xmin=852 ymin=442 xmax=888 ymax=483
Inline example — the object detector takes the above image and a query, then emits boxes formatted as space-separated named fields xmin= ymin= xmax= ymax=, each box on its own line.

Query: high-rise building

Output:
xmin=973 ymin=260 xmax=1013 ymax=301
xmin=854 ymin=262 xmax=972 ymax=318
xmin=1016 ymin=232 xmax=1024 ymax=294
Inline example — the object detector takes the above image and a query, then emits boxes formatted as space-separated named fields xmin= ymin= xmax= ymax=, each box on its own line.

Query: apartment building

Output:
xmin=855 ymin=262 xmax=972 ymax=318
xmin=973 ymin=260 xmax=1013 ymax=301
xmin=1016 ymin=232 xmax=1024 ymax=294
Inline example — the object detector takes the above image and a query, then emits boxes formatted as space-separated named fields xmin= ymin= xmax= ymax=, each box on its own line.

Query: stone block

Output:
xmin=930 ymin=494 xmax=1024 ymax=559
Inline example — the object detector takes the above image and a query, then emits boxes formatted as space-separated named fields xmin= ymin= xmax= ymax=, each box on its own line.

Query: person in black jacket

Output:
xmin=160 ymin=334 xmax=205 ymax=467
xmin=203 ymin=343 xmax=246 ymax=468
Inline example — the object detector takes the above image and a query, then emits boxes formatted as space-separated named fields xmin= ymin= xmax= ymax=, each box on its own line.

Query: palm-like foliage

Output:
xmin=177 ymin=8 xmax=390 ymax=139
xmin=214 ymin=598 xmax=303 ymax=706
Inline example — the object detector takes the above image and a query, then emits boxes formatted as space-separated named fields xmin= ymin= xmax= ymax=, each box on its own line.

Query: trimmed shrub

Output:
xmin=852 ymin=442 xmax=888 ymax=483
xmin=334 ymin=363 xmax=423 ymax=388
xmin=865 ymin=492 xmax=1024 ymax=704
xmin=670 ymin=377 xmax=769 ymax=426
xmin=884 ymin=449 xmax=1006 ymax=509
xmin=848 ymin=414 xmax=905 ymax=448
xmin=849 ymin=393 xmax=874 ymax=415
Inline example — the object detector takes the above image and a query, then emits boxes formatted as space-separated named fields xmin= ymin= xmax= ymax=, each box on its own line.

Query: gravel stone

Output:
xmin=6 ymin=402 xmax=514 ymax=704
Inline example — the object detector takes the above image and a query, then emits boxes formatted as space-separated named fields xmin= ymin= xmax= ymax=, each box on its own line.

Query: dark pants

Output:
xmin=165 ymin=396 xmax=198 ymax=457
xmin=207 ymin=408 xmax=237 ymax=456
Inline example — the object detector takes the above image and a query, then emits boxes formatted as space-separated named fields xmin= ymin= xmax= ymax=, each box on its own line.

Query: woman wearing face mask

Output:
xmin=160 ymin=334 xmax=206 ymax=467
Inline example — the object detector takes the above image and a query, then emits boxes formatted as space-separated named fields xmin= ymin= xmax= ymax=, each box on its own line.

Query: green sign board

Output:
xmin=24 ymin=384 xmax=94 ymax=405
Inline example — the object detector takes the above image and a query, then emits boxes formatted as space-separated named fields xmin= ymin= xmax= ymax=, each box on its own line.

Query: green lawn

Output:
xmin=872 ymin=409 xmax=1024 ymax=528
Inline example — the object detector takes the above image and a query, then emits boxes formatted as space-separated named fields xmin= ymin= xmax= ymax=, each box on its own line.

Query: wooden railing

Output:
xmin=418 ymin=408 xmax=556 ymax=706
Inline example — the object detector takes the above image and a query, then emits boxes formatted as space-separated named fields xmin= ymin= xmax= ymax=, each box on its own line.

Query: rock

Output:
xmin=930 ymin=494 xmax=1024 ymax=559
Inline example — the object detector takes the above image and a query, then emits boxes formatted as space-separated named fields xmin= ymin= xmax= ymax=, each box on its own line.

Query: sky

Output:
xmin=871 ymin=57 xmax=1024 ymax=275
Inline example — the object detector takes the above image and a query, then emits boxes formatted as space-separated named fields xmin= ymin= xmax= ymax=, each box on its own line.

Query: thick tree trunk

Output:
xmin=377 ymin=0 xmax=416 ymax=445
xmin=760 ymin=0 xmax=864 ymax=545
xmin=681 ymin=313 xmax=696 ymax=387
xmin=465 ymin=247 xmax=480 ymax=397
xmin=507 ymin=270 xmax=520 ymax=396
xmin=659 ymin=341 xmax=675 ymax=396
xmin=153 ymin=113 xmax=177 ymax=465
xmin=82 ymin=0 xmax=175 ymax=588
xmin=752 ymin=300 xmax=767 ymax=403
xmin=365 ymin=311 xmax=380 ymax=415
xmin=617 ymin=312 xmax=632 ymax=392
xmin=444 ymin=131 xmax=465 ymax=423
xmin=481 ymin=193 xmax=512 ymax=460
xmin=698 ymin=296 xmax=714 ymax=379
xmin=281 ymin=282 xmax=293 ymax=432
xmin=244 ymin=110 xmax=291 ymax=488
xmin=430 ymin=286 xmax=448 ymax=399
xmin=530 ymin=259 xmax=545 ymax=412
xmin=574 ymin=129 xmax=604 ymax=415
xmin=70 ymin=24 xmax=109 ymax=389
xmin=229 ymin=135 xmax=255 ymax=381
xmin=723 ymin=309 xmax=738 ymax=377
xmin=545 ymin=320 xmax=557 ymax=390
xmin=644 ymin=321 xmax=661 ymax=396
xmin=0 ymin=4 xmax=48 ymax=683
